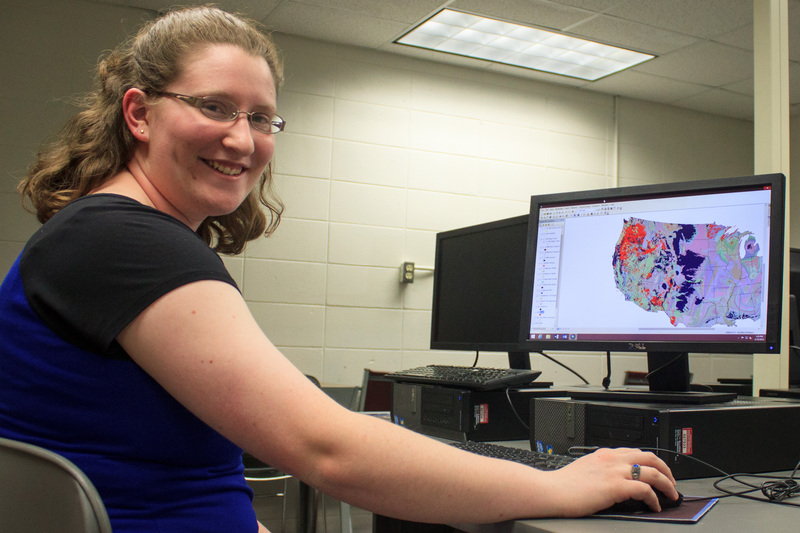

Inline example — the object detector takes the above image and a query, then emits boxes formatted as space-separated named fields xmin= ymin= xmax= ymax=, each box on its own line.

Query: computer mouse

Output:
xmin=600 ymin=489 xmax=683 ymax=514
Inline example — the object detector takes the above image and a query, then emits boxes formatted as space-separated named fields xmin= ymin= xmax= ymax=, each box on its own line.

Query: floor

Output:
xmin=251 ymin=476 xmax=373 ymax=533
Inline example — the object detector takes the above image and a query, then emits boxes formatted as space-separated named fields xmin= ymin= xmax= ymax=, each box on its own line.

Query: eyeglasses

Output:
xmin=157 ymin=92 xmax=286 ymax=134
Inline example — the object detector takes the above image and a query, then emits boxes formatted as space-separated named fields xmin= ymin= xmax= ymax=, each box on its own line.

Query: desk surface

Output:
xmin=449 ymin=472 xmax=797 ymax=533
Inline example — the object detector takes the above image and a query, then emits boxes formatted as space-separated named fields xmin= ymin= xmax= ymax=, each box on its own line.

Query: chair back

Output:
xmin=0 ymin=436 xmax=112 ymax=533
xmin=358 ymin=369 xmax=393 ymax=412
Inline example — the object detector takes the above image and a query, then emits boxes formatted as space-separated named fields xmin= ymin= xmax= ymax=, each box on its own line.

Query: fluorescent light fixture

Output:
xmin=395 ymin=9 xmax=654 ymax=81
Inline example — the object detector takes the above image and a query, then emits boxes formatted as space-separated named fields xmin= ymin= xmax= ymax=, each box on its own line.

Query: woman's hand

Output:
xmin=546 ymin=447 xmax=679 ymax=517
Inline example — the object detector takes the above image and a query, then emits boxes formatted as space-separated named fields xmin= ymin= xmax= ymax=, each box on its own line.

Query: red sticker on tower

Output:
xmin=478 ymin=403 xmax=489 ymax=424
xmin=681 ymin=428 xmax=693 ymax=455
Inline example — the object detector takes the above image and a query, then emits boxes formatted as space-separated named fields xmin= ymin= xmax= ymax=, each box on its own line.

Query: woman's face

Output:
xmin=136 ymin=44 xmax=277 ymax=228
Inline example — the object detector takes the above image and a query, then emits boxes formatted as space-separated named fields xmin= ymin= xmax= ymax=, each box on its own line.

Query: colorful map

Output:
xmin=612 ymin=217 xmax=762 ymax=327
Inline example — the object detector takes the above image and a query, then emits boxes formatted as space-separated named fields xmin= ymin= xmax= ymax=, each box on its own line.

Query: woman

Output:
xmin=0 ymin=5 xmax=679 ymax=532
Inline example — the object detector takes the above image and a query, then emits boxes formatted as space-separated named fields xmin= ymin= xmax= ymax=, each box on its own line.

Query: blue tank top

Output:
xmin=0 ymin=195 xmax=257 ymax=532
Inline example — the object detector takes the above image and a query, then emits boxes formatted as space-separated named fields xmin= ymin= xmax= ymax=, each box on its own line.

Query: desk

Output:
xmin=374 ymin=472 xmax=798 ymax=532
xmin=448 ymin=473 xmax=797 ymax=533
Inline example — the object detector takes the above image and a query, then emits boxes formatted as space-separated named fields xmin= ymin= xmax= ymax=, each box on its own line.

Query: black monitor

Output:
xmin=519 ymin=173 xmax=785 ymax=403
xmin=430 ymin=215 xmax=531 ymax=369
xmin=789 ymin=248 xmax=800 ymax=385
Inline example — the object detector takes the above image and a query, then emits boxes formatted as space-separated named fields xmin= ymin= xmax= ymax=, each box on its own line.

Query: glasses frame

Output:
xmin=157 ymin=91 xmax=286 ymax=134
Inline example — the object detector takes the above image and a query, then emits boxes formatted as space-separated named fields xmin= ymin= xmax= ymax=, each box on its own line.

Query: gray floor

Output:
xmin=251 ymin=476 xmax=373 ymax=533
xmin=252 ymin=384 xmax=374 ymax=532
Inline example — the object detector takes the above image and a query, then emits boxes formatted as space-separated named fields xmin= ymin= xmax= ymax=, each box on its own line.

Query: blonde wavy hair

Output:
xmin=19 ymin=5 xmax=284 ymax=254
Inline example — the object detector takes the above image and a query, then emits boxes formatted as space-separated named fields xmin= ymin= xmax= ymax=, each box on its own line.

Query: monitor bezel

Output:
xmin=430 ymin=214 xmax=529 ymax=353
xmin=518 ymin=173 xmax=786 ymax=356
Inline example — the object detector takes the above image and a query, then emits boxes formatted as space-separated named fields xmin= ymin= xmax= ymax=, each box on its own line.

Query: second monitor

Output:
xmin=430 ymin=215 xmax=531 ymax=369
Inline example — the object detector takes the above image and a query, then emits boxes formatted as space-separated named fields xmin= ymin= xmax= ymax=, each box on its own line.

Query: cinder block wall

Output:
xmin=4 ymin=0 xmax=795 ymax=389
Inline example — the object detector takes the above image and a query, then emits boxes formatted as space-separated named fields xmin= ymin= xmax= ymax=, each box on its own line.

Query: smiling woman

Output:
xmin=18 ymin=5 xmax=284 ymax=255
xmin=110 ymin=43 xmax=279 ymax=230
xmin=0 ymin=5 xmax=681 ymax=533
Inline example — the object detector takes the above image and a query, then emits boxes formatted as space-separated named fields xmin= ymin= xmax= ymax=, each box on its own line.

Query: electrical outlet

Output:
xmin=401 ymin=262 xmax=415 ymax=283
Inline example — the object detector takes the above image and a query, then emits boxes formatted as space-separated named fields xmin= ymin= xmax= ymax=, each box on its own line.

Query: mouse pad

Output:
xmin=594 ymin=497 xmax=718 ymax=523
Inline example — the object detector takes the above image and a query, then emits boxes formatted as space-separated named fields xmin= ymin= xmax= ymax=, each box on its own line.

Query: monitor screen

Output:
xmin=430 ymin=215 xmax=531 ymax=368
xmin=519 ymin=173 xmax=785 ymax=397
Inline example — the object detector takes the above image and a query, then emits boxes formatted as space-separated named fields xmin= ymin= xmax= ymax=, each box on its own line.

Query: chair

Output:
xmin=246 ymin=374 xmax=323 ymax=533
xmin=0 ymin=436 xmax=112 ymax=533
xmin=357 ymin=369 xmax=393 ymax=412
xmin=243 ymin=453 xmax=293 ymax=532
xmin=339 ymin=369 xmax=394 ymax=532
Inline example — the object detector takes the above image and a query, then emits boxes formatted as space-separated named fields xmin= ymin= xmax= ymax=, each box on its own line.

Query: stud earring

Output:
xmin=140 ymin=129 xmax=145 ymax=134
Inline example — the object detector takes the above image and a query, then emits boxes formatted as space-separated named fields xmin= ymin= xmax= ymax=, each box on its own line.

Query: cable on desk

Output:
xmin=638 ymin=449 xmax=800 ymax=507
xmin=710 ymin=458 xmax=800 ymax=505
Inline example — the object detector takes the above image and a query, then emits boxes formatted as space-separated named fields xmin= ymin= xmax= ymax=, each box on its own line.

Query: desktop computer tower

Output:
xmin=531 ymin=396 xmax=800 ymax=479
xmin=391 ymin=382 xmax=563 ymax=442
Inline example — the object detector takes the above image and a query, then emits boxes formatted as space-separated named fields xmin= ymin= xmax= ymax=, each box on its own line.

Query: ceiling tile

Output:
xmin=80 ymin=0 xmax=799 ymax=120
xmin=671 ymin=88 xmax=754 ymax=120
xmin=450 ymin=0 xmax=594 ymax=31
xmin=714 ymin=24 xmax=753 ymax=51
xmin=723 ymin=78 xmax=754 ymax=97
xmin=568 ymin=14 xmax=698 ymax=55
xmin=606 ymin=0 xmax=752 ymax=40
xmin=589 ymin=69 xmax=708 ymax=103
xmin=634 ymin=41 xmax=754 ymax=87
xmin=263 ymin=1 xmax=409 ymax=47
xmin=547 ymin=0 xmax=627 ymax=12
xmin=283 ymin=0 xmax=444 ymax=24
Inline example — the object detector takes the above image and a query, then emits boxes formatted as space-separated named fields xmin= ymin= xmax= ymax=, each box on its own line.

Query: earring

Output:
xmin=140 ymin=129 xmax=145 ymax=134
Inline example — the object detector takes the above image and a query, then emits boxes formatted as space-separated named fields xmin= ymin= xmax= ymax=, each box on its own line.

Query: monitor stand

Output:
xmin=568 ymin=352 xmax=737 ymax=405
xmin=508 ymin=350 xmax=531 ymax=370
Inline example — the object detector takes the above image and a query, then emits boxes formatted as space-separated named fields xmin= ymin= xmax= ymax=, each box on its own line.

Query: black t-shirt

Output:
xmin=20 ymin=194 xmax=238 ymax=359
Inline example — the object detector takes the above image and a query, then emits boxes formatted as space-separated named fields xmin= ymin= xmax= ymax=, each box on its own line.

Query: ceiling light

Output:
xmin=395 ymin=9 xmax=654 ymax=81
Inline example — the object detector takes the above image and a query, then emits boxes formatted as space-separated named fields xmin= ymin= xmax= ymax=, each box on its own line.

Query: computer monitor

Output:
xmin=519 ymin=173 xmax=785 ymax=402
xmin=788 ymin=248 xmax=800 ymax=385
xmin=430 ymin=215 xmax=532 ymax=369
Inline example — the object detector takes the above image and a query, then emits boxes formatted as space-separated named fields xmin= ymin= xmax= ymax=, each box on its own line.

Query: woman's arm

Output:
xmin=117 ymin=279 xmax=678 ymax=523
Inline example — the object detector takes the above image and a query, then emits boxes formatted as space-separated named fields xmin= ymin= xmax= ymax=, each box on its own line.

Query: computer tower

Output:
xmin=391 ymin=382 xmax=563 ymax=442
xmin=531 ymin=396 xmax=800 ymax=479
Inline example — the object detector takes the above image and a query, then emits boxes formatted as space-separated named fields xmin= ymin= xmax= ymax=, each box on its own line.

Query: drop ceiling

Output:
xmin=95 ymin=0 xmax=800 ymax=121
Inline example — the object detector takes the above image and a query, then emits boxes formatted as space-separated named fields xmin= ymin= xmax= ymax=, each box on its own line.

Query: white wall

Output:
xmin=1 ymin=0 xmax=782 ymax=388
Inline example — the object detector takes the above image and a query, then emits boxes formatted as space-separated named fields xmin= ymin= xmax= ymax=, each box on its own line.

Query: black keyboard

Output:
xmin=450 ymin=441 xmax=575 ymax=471
xmin=385 ymin=365 xmax=542 ymax=390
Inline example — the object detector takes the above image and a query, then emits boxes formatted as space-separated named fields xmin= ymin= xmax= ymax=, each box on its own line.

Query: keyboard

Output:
xmin=450 ymin=441 xmax=575 ymax=471
xmin=385 ymin=365 xmax=542 ymax=390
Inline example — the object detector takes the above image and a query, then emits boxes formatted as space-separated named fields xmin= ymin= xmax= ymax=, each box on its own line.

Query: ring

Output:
xmin=631 ymin=464 xmax=641 ymax=480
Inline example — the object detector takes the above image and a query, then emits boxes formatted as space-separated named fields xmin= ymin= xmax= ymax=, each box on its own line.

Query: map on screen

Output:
xmin=612 ymin=217 xmax=762 ymax=328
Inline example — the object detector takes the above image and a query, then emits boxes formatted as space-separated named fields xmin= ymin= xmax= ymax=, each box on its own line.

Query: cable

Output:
xmin=645 ymin=352 xmax=686 ymax=382
xmin=535 ymin=351 xmax=590 ymax=384
xmin=471 ymin=351 xmax=479 ymax=368
xmin=761 ymin=478 xmax=800 ymax=502
xmin=639 ymin=448 xmax=800 ymax=506
xmin=602 ymin=351 xmax=611 ymax=389
xmin=504 ymin=387 xmax=529 ymax=431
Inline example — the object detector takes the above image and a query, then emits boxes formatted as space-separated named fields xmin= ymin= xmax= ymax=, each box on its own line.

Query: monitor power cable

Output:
xmin=602 ymin=351 xmax=611 ymax=389
xmin=535 ymin=351 xmax=589 ymax=385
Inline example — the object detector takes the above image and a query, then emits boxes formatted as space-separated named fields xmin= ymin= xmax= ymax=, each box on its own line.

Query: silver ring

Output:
xmin=631 ymin=464 xmax=641 ymax=480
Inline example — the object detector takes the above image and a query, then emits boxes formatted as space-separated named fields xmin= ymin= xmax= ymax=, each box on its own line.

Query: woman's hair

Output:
xmin=19 ymin=5 xmax=284 ymax=254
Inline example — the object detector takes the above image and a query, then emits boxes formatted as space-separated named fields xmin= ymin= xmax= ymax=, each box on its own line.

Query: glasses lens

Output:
xmin=198 ymin=97 xmax=237 ymax=121
xmin=248 ymin=113 xmax=274 ymax=133
xmin=270 ymin=116 xmax=286 ymax=134
xmin=248 ymin=114 xmax=285 ymax=134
